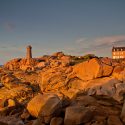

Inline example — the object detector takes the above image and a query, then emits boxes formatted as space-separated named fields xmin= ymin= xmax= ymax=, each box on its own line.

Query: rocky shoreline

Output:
xmin=0 ymin=52 xmax=125 ymax=125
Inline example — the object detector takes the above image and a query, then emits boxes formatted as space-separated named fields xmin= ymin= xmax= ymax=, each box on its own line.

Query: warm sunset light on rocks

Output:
xmin=0 ymin=0 xmax=125 ymax=125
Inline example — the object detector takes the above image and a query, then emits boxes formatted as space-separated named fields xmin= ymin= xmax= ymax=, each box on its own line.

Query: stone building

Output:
xmin=112 ymin=46 xmax=125 ymax=59
xmin=26 ymin=45 xmax=32 ymax=59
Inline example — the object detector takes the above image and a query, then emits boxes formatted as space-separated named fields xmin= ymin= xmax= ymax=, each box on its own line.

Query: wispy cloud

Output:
xmin=76 ymin=38 xmax=87 ymax=44
xmin=94 ymin=35 xmax=125 ymax=46
xmin=4 ymin=22 xmax=15 ymax=32
xmin=66 ymin=35 xmax=125 ymax=57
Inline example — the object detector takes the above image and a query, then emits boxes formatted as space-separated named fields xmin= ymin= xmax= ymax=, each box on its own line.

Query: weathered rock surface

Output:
xmin=107 ymin=115 xmax=123 ymax=125
xmin=112 ymin=65 xmax=125 ymax=82
xmin=37 ymin=57 xmax=125 ymax=102
xmin=120 ymin=100 xmax=125 ymax=123
xmin=38 ymin=64 xmax=74 ymax=94
xmin=73 ymin=58 xmax=113 ymax=81
xmin=84 ymin=77 xmax=125 ymax=102
xmin=0 ymin=84 xmax=33 ymax=103
xmin=50 ymin=117 xmax=63 ymax=125
xmin=4 ymin=58 xmax=43 ymax=71
xmin=1 ymin=73 xmax=20 ymax=89
xmin=13 ymin=70 xmax=39 ymax=85
xmin=0 ymin=115 xmax=24 ymax=125
xmin=64 ymin=106 xmax=93 ymax=125
xmin=32 ymin=119 xmax=45 ymax=125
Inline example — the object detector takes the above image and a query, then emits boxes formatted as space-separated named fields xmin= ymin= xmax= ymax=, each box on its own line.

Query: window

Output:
xmin=117 ymin=56 xmax=119 ymax=59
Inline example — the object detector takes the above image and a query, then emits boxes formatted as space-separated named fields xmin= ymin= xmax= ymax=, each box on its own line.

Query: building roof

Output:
xmin=112 ymin=46 xmax=125 ymax=51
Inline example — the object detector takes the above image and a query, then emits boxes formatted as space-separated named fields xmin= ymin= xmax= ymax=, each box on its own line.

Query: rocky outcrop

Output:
xmin=27 ymin=94 xmax=124 ymax=125
xmin=4 ymin=58 xmax=39 ymax=71
xmin=1 ymin=52 xmax=125 ymax=125
xmin=38 ymin=58 xmax=125 ymax=102
xmin=39 ymin=67 xmax=69 ymax=92
xmin=39 ymin=58 xmax=112 ymax=88
xmin=13 ymin=70 xmax=39 ymax=85
xmin=4 ymin=52 xmax=72 ymax=71
xmin=82 ymin=77 xmax=125 ymax=102
xmin=1 ymin=73 xmax=20 ymax=89
xmin=0 ymin=84 xmax=33 ymax=103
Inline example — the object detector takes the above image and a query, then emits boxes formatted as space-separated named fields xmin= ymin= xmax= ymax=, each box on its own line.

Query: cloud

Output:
xmin=94 ymin=35 xmax=125 ymax=46
xmin=4 ymin=22 xmax=15 ymax=32
xmin=66 ymin=35 xmax=125 ymax=57
xmin=76 ymin=38 xmax=87 ymax=44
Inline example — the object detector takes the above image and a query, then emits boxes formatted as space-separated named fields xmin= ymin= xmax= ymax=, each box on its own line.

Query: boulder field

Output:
xmin=0 ymin=53 xmax=125 ymax=125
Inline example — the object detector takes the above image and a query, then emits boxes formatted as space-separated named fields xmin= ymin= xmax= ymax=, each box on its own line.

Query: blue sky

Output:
xmin=0 ymin=0 xmax=125 ymax=64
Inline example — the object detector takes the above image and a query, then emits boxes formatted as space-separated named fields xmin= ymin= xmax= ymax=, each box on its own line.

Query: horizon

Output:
xmin=0 ymin=0 xmax=125 ymax=64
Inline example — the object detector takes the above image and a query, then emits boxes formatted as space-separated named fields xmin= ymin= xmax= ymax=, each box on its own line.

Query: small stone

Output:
xmin=21 ymin=109 xmax=30 ymax=120
xmin=15 ymin=120 xmax=24 ymax=125
xmin=8 ymin=99 xmax=16 ymax=107
xmin=90 ymin=121 xmax=106 ymax=125
xmin=32 ymin=119 xmax=45 ymax=125
xmin=50 ymin=117 xmax=63 ymax=125
xmin=8 ymin=119 xmax=24 ymax=125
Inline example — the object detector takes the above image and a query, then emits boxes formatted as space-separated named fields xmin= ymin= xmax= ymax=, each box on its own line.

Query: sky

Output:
xmin=0 ymin=0 xmax=125 ymax=64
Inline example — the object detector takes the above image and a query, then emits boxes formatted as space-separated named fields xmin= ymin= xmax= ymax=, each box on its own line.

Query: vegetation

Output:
xmin=70 ymin=54 xmax=97 ymax=65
